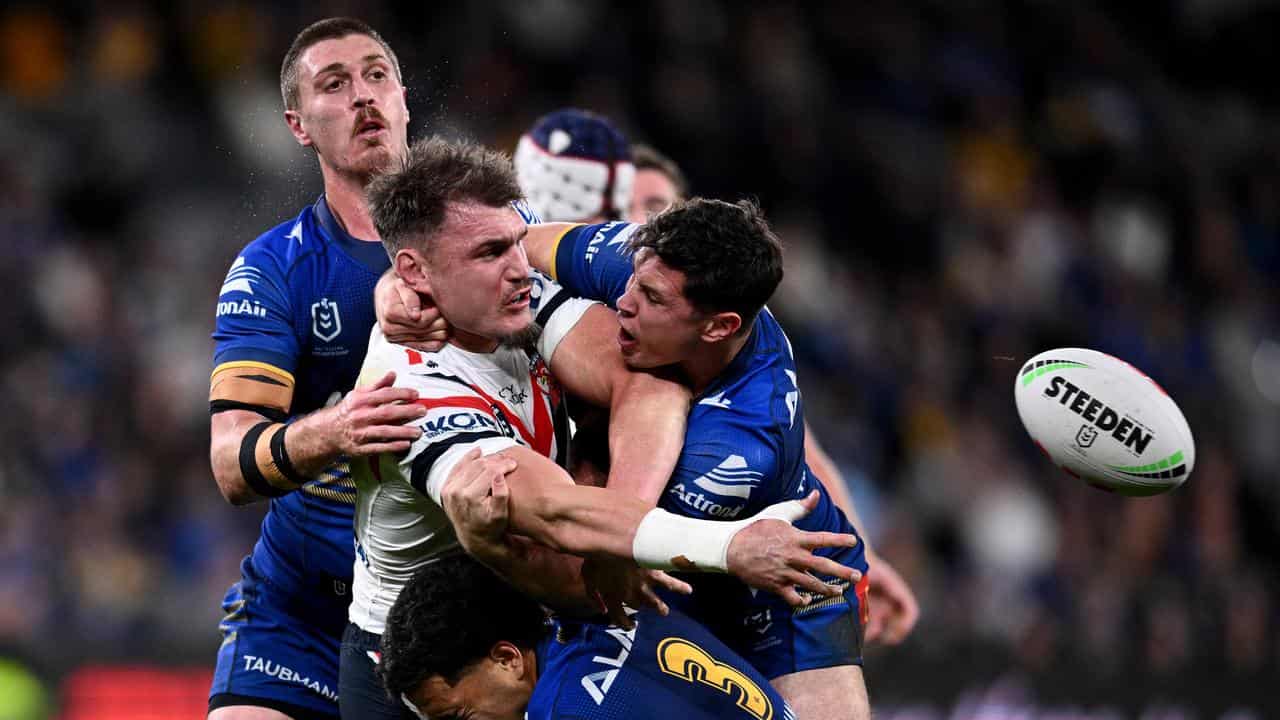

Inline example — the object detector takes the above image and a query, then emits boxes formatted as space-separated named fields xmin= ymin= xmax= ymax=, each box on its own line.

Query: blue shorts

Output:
xmin=209 ymin=557 xmax=345 ymax=719
xmin=667 ymin=547 xmax=870 ymax=680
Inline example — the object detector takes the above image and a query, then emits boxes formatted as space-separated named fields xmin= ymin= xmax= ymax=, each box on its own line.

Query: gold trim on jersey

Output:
xmin=793 ymin=579 xmax=851 ymax=616
xmin=546 ymin=224 xmax=585 ymax=282
xmin=302 ymin=481 xmax=356 ymax=505
xmin=210 ymin=361 xmax=295 ymax=415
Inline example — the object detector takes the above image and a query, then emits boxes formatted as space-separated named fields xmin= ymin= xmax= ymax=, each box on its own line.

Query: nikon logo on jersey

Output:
xmin=423 ymin=411 xmax=516 ymax=440
xmin=1043 ymin=375 xmax=1154 ymax=454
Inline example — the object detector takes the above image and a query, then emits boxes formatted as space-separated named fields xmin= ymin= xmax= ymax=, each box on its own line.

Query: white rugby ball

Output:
xmin=1014 ymin=348 xmax=1194 ymax=496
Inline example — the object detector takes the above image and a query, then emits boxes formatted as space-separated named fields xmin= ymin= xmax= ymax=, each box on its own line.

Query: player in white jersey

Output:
xmin=348 ymin=273 xmax=593 ymax=635
xmin=340 ymin=136 xmax=866 ymax=719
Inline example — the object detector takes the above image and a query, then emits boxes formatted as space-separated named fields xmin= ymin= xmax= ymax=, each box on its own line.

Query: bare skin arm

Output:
xmin=444 ymin=446 xmax=862 ymax=608
xmin=523 ymin=222 xmax=579 ymax=278
xmin=547 ymin=304 xmax=690 ymax=502
xmin=210 ymin=371 xmax=424 ymax=505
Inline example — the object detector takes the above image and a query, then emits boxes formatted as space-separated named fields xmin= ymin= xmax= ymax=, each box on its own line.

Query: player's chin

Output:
xmin=495 ymin=315 xmax=539 ymax=350
xmin=619 ymin=347 xmax=662 ymax=369
xmin=351 ymin=144 xmax=396 ymax=175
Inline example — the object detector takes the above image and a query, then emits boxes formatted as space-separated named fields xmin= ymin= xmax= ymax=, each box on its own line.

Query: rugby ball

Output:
xmin=1014 ymin=348 xmax=1194 ymax=496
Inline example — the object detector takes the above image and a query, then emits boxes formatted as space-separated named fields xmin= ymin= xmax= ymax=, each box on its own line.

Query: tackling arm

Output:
xmin=546 ymin=304 xmax=690 ymax=503
xmin=209 ymin=370 xmax=424 ymax=505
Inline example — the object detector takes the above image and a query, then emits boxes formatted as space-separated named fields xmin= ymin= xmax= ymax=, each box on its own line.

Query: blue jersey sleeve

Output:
xmin=550 ymin=221 xmax=641 ymax=307
xmin=661 ymin=418 xmax=781 ymax=521
xmin=211 ymin=240 xmax=299 ymax=375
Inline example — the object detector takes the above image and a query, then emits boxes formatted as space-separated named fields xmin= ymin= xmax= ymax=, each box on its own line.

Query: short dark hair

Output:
xmin=632 ymin=144 xmax=688 ymax=199
xmin=378 ymin=554 xmax=547 ymax=702
xmin=280 ymin=17 xmax=402 ymax=110
xmin=629 ymin=198 xmax=783 ymax=328
xmin=368 ymin=136 xmax=524 ymax=257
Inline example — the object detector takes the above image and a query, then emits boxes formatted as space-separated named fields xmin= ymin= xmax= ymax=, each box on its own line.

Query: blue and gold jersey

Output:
xmin=211 ymin=195 xmax=389 ymax=613
xmin=529 ymin=609 xmax=793 ymax=720
xmin=552 ymin=222 xmax=869 ymax=678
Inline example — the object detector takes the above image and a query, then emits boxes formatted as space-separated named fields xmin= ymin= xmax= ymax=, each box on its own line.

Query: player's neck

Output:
xmin=321 ymin=166 xmax=380 ymax=241
xmin=682 ymin=331 xmax=751 ymax=396
xmin=448 ymin=327 xmax=500 ymax=354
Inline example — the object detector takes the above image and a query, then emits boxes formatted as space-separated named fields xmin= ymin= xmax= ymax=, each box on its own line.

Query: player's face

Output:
xmin=408 ymin=666 xmax=530 ymax=720
xmin=427 ymin=202 xmax=534 ymax=351
xmin=287 ymin=34 xmax=409 ymax=178
xmin=627 ymin=169 xmax=680 ymax=223
xmin=614 ymin=249 xmax=706 ymax=368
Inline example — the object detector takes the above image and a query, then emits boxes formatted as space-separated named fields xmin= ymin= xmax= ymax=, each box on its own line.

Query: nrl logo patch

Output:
xmin=1075 ymin=424 xmax=1098 ymax=448
xmin=312 ymin=298 xmax=342 ymax=342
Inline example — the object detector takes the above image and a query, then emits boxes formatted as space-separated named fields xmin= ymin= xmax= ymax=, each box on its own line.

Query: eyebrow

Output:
xmin=313 ymin=54 xmax=391 ymax=78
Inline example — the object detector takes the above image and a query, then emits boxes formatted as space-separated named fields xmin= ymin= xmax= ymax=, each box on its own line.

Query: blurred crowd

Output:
xmin=1 ymin=0 xmax=1277 ymax=715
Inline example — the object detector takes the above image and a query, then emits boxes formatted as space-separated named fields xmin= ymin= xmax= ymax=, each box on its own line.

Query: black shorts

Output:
xmin=338 ymin=623 xmax=417 ymax=720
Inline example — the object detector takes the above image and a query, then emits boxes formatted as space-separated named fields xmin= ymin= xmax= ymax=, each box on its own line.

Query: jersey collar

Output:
xmin=313 ymin=195 xmax=392 ymax=272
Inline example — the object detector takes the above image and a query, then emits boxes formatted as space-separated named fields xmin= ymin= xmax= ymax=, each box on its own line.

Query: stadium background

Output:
xmin=1 ymin=1 xmax=1277 ymax=717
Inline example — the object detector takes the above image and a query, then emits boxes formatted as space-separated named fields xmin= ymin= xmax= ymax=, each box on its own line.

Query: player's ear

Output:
xmin=699 ymin=311 xmax=742 ymax=343
xmin=488 ymin=641 xmax=527 ymax=676
xmin=394 ymin=249 xmax=433 ymax=296
xmin=284 ymin=109 xmax=312 ymax=147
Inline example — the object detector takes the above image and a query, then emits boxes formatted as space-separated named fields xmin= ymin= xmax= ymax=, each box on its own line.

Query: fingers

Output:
xmin=393 ymin=278 xmax=423 ymax=318
xmin=361 ymin=371 xmax=397 ymax=391
xmin=799 ymin=489 xmax=819 ymax=512
xmin=791 ymin=553 xmax=861 ymax=584
xmin=649 ymin=570 xmax=692 ymax=596
xmin=635 ymin=582 xmax=669 ymax=617
xmin=796 ymin=530 xmax=858 ymax=551
xmin=786 ymin=570 xmax=841 ymax=600
xmin=865 ymin=610 xmax=886 ymax=643
xmin=352 ymin=386 xmax=422 ymax=407
xmin=358 ymin=440 xmax=415 ymax=455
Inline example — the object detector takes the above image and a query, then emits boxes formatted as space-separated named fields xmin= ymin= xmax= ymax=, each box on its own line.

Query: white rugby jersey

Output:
xmin=349 ymin=274 xmax=596 ymax=634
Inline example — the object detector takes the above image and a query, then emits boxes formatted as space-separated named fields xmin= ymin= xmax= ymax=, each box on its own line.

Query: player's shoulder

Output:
xmin=232 ymin=203 xmax=328 ymax=272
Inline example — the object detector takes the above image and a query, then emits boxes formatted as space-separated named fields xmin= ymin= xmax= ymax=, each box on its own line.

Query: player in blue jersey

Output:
xmin=494 ymin=202 xmax=870 ymax=719
xmin=622 ymin=146 xmax=919 ymax=646
xmin=207 ymin=18 xmax=423 ymax=720
xmin=379 ymin=553 xmax=796 ymax=720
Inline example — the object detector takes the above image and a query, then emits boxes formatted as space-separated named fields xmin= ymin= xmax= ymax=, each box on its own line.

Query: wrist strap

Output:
xmin=238 ymin=422 xmax=306 ymax=497
xmin=269 ymin=424 xmax=308 ymax=488
xmin=239 ymin=422 xmax=286 ymax=498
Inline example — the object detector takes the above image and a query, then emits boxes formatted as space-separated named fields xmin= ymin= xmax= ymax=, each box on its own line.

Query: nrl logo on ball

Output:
xmin=1075 ymin=424 xmax=1098 ymax=448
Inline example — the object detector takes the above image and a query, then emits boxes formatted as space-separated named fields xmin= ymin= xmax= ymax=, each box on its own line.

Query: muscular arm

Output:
xmin=209 ymin=371 xmax=423 ymax=505
xmin=444 ymin=445 xmax=862 ymax=609
xmin=548 ymin=304 xmax=689 ymax=503
xmin=524 ymin=222 xmax=578 ymax=277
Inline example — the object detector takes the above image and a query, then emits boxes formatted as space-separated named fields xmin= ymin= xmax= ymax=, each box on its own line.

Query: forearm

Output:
xmin=605 ymin=369 xmax=689 ymax=504
xmin=501 ymin=446 xmax=650 ymax=558
xmin=279 ymin=405 xmax=344 ymax=476
xmin=210 ymin=407 xmax=342 ymax=505
xmin=525 ymin=222 xmax=578 ymax=276
xmin=469 ymin=535 xmax=597 ymax=615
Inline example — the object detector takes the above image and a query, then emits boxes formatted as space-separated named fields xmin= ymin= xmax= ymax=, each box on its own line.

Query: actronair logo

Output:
xmin=667 ymin=455 xmax=761 ymax=519
xmin=220 ymin=256 xmax=261 ymax=296
xmin=1042 ymin=376 xmax=1154 ymax=455
xmin=693 ymin=455 xmax=763 ymax=500
xmin=216 ymin=298 xmax=267 ymax=318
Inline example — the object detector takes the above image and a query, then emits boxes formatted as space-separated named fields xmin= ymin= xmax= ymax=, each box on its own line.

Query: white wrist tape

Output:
xmin=631 ymin=499 xmax=808 ymax=573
